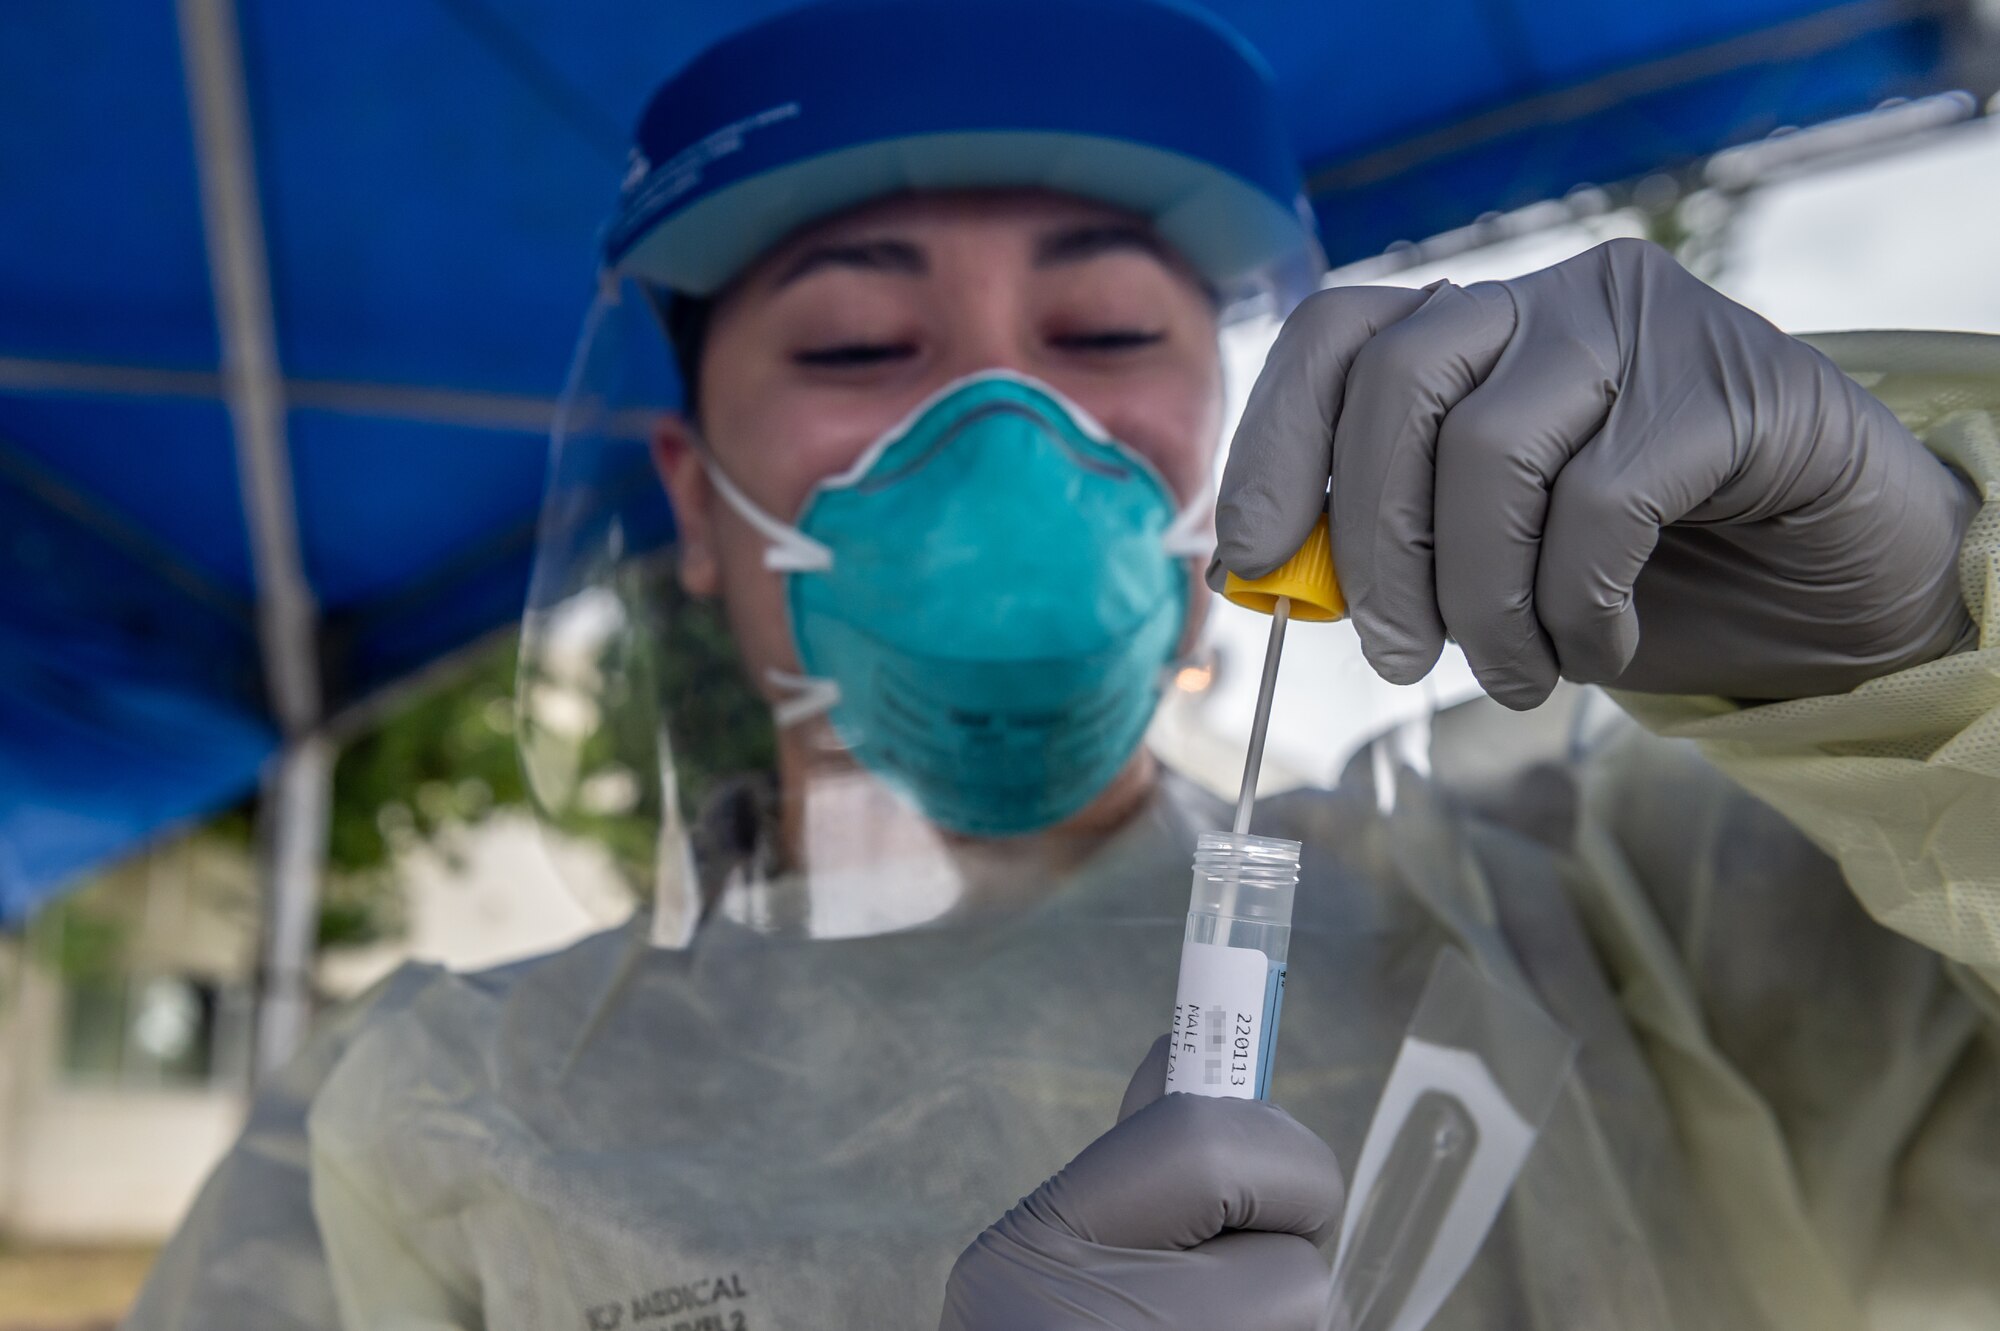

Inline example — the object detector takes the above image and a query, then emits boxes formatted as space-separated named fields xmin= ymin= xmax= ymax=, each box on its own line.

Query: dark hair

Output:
xmin=644 ymin=284 xmax=713 ymax=423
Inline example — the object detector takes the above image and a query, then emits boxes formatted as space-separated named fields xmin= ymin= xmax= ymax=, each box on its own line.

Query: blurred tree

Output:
xmin=1637 ymin=180 xmax=1742 ymax=284
xmin=199 ymin=636 xmax=526 ymax=949
xmin=515 ymin=562 xmax=777 ymax=905
xmin=31 ymin=899 xmax=126 ymax=985
xmin=320 ymin=637 xmax=528 ymax=947
xmin=201 ymin=568 xmax=778 ymax=950
xmin=328 ymin=640 xmax=525 ymax=877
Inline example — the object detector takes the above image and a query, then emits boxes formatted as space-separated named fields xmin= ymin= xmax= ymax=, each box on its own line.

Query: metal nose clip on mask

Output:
xmin=703 ymin=370 xmax=1210 ymax=837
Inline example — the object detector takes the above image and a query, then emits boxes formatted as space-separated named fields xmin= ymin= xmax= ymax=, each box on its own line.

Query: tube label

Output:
xmin=1163 ymin=941 xmax=1287 ymax=1100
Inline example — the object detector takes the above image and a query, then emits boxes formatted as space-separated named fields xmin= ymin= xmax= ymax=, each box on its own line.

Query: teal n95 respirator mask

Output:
xmin=701 ymin=370 xmax=1207 ymax=837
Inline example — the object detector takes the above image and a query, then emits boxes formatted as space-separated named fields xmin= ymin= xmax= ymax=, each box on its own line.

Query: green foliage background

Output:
xmin=199 ymin=570 xmax=774 ymax=954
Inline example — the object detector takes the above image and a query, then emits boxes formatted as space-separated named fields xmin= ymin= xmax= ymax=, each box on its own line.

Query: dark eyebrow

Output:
xmin=773 ymin=238 xmax=928 ymax=288
xmin=1033 ymin=224 xmax=1174 ymax=268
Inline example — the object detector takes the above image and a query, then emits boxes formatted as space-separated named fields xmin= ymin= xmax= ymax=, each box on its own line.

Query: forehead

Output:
xmin=733 ymin=188 xmax=1194 ymax=290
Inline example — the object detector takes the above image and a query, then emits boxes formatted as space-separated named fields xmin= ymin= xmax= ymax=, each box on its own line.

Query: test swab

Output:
xmin=1231 ymin=593 xmax=1290 ymax=836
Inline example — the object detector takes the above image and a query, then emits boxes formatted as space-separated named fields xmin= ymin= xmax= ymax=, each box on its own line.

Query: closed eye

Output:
xmin=1051 ymin=329 xmax=1166 ymax=352
xmin=792 ymin=342 xmax=917 ymax=368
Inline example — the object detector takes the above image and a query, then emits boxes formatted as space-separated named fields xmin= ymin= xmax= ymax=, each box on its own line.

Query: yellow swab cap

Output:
xmin=1221 ymin=514 xmax=1345 ymax=622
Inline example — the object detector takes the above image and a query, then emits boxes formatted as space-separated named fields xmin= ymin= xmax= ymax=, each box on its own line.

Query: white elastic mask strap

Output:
xmin=765 ymin=669 xmax=841 ymax=728
xmin=1161 ymin=496 xmax=1215 ymax=559
xmin=701 ymin=455 xmax=833 ymax=573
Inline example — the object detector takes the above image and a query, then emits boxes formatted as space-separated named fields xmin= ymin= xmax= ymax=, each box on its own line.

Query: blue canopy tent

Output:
xmin=3 ymin=0 xmax=1996 ymax=1073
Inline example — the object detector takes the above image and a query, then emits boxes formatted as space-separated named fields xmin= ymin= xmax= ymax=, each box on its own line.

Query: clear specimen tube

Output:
xmin=1163 ymin=830 xmax=1301 ymax=1100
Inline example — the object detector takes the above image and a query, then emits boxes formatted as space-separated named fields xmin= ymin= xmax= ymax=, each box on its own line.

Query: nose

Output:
xmin=931 ymin=271 xmax=1039 ymax=384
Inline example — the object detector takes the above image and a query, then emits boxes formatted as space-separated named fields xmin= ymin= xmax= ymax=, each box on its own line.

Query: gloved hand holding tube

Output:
xmin=939 ymin=1037 xmax=1346 ymax=1331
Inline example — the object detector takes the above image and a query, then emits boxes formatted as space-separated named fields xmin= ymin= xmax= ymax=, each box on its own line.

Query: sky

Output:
xmin=1179 ymin=112 xmax=2000 ymax=797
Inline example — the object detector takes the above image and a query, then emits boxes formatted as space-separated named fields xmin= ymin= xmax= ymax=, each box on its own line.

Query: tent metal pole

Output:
xmin=179 ymin=0 xmax=328 ymax=1082
xmin=252 ymin=735 xmax=334 ymax=1078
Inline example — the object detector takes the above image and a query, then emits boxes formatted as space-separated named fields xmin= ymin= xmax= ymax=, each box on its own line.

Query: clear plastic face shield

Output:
xmin=522 ymin=208 xmax=1319 ymax=947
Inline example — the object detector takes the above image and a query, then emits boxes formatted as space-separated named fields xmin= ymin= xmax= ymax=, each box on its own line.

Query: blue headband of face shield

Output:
xmin=703 ymin=371 xmax=1209 ymax=837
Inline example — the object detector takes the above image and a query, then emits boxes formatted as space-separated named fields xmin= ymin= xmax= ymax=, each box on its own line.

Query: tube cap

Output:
xmin=1221 ymin=514 xmax=1345 ymax=621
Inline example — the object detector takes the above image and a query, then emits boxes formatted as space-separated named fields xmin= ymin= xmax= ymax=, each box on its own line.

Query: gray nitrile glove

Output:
xmin=1213 ymin=238 xmax=1981 ymax=708
xmin=939 ymin=1037 xmax=1343 ymax=1331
